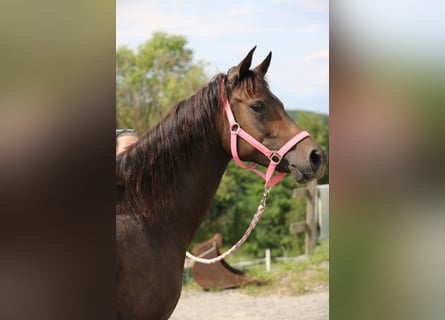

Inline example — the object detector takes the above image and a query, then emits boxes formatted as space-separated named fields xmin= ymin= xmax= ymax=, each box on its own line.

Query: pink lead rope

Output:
xmin=185 ymin=78 xmax=310 ymax=264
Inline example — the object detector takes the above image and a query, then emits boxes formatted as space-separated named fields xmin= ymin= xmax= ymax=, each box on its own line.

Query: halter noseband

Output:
xmin=221 ymin=78 xmax=310 ymax=188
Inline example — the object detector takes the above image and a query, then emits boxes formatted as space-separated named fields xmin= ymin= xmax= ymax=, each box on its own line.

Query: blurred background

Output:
xmin=0 ymin=1 xmax=115 ymax=319
xmin=331 ymin=1 xmax=445 ymax=319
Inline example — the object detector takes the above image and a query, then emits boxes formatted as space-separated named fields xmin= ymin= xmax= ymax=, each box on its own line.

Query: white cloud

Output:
xmin=228 ymin=4 xmax=257 ymax=17
xmin=304 ymin=49 xmax=329 ymax=63
xmin=269 ymin=54 xmax=328 ymax=100
xmin=116 ymin=2 xmax=258 ymax=48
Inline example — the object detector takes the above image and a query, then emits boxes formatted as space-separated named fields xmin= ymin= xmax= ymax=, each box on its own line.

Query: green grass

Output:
xmin=309 ymin=239 xmax=329 ymax=264
xmin=183 ymin=240 xmax=329 ymax=296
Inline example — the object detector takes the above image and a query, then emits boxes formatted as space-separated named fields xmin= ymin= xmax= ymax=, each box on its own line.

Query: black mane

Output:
xmin=116 ymin=73 xmax=226 ymax=222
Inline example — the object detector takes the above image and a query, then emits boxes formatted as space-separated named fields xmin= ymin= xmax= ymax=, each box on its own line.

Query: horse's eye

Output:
xmin=250 ymin=101 xmax=265 ymax=113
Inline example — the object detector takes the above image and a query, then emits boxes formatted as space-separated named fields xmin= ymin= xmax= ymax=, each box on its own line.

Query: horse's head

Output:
xmin=221 ymin=47 xmax=326 ymax=184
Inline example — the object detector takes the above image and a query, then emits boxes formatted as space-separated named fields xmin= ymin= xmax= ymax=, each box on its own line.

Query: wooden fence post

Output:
xmin=304 ymin=180 xmax=317 ymax=255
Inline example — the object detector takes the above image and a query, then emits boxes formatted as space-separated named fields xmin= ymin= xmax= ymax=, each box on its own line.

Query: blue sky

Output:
xmin=116 ymin=0 xmax=329 ymax=114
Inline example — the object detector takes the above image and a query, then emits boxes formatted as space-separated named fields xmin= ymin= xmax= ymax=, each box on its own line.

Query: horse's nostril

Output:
xmin=309 ymin=148 xmax=324 ymax=171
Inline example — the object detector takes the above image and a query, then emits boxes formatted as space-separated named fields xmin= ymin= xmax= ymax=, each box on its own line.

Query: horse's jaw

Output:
xmin=288 ymin=164 xmax=319 ymax=184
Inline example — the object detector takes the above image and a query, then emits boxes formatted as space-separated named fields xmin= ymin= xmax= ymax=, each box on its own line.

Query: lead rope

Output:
xmin=185 ymin=187 xmax=271 ymax=264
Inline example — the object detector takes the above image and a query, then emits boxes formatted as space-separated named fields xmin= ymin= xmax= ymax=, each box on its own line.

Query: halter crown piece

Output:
xmin=185 ymin=77 xmax=310 ymax=264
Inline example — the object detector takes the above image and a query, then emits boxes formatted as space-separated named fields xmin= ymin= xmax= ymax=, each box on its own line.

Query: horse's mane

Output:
xmin=116 ymin=70 xmax=269 ymax=223
xmin=116 ymin=73 xmax=227 ymax=221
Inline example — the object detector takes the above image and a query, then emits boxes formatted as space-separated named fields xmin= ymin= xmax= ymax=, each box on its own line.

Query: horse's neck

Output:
xmin=169 ymin=143 xmax=231 ymax=248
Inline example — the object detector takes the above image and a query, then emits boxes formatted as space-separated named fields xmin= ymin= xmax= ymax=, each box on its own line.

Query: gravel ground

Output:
xmin=170 ymin=289 xmax=329 ymax=320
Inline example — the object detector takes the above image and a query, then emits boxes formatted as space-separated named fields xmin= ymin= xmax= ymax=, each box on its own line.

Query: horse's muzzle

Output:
xmin=283 ymin=145 xmax=327 ymax=183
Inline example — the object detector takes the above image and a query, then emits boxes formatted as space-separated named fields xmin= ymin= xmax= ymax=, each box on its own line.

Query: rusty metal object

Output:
xmin=191 ymin=233 xmax=261 ymax=290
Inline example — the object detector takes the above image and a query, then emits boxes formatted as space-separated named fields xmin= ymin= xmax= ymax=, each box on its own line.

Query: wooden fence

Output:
xmin=290 ymin=181 xmax=329 ymax=255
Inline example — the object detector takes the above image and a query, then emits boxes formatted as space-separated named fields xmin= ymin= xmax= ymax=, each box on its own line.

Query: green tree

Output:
xmin=116 ymin=32 xmax=208 ymax=134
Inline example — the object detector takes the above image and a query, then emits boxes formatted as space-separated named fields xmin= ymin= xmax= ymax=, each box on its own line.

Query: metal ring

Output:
xmin=269 ymin=151 xmax=282 ymax=164
xmin=231 ymin=123 xmax=240 ymax=133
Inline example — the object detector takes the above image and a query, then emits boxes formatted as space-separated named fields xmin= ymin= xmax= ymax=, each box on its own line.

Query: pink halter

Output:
xmin=221 ymin=78 xmax=310 ymax=187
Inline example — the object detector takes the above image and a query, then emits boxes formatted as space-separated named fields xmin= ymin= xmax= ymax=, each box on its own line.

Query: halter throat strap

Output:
xmin=221 ymin=78 xmax=310 ymax=187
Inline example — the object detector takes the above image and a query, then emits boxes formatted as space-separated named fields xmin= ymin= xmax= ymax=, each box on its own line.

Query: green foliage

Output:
xmin=116 ymin=32 xmax=208 ymax=134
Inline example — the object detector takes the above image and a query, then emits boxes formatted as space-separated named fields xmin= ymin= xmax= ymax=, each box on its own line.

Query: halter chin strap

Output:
xmin=221 ymin=78 xmax=310 ymax=187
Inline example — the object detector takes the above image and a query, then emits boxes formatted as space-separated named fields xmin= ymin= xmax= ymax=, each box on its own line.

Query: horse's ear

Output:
xmin=228 ymin=46 xmax=256 ymax=83
xmin=254 ymin=51 xmax=272 ymax=77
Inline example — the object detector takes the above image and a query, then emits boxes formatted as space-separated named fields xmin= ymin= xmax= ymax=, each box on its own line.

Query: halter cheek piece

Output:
xmin=221 ymin=78 xmax=310 ymax=187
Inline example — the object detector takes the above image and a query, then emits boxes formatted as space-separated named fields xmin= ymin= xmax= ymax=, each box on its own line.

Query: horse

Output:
xmin=116 ymin=47 xmax=326 ymax=319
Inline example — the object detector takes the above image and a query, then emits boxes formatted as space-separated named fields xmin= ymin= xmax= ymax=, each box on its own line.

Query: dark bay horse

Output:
xmin=116 ymin=47 xmax=326 ymax=319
